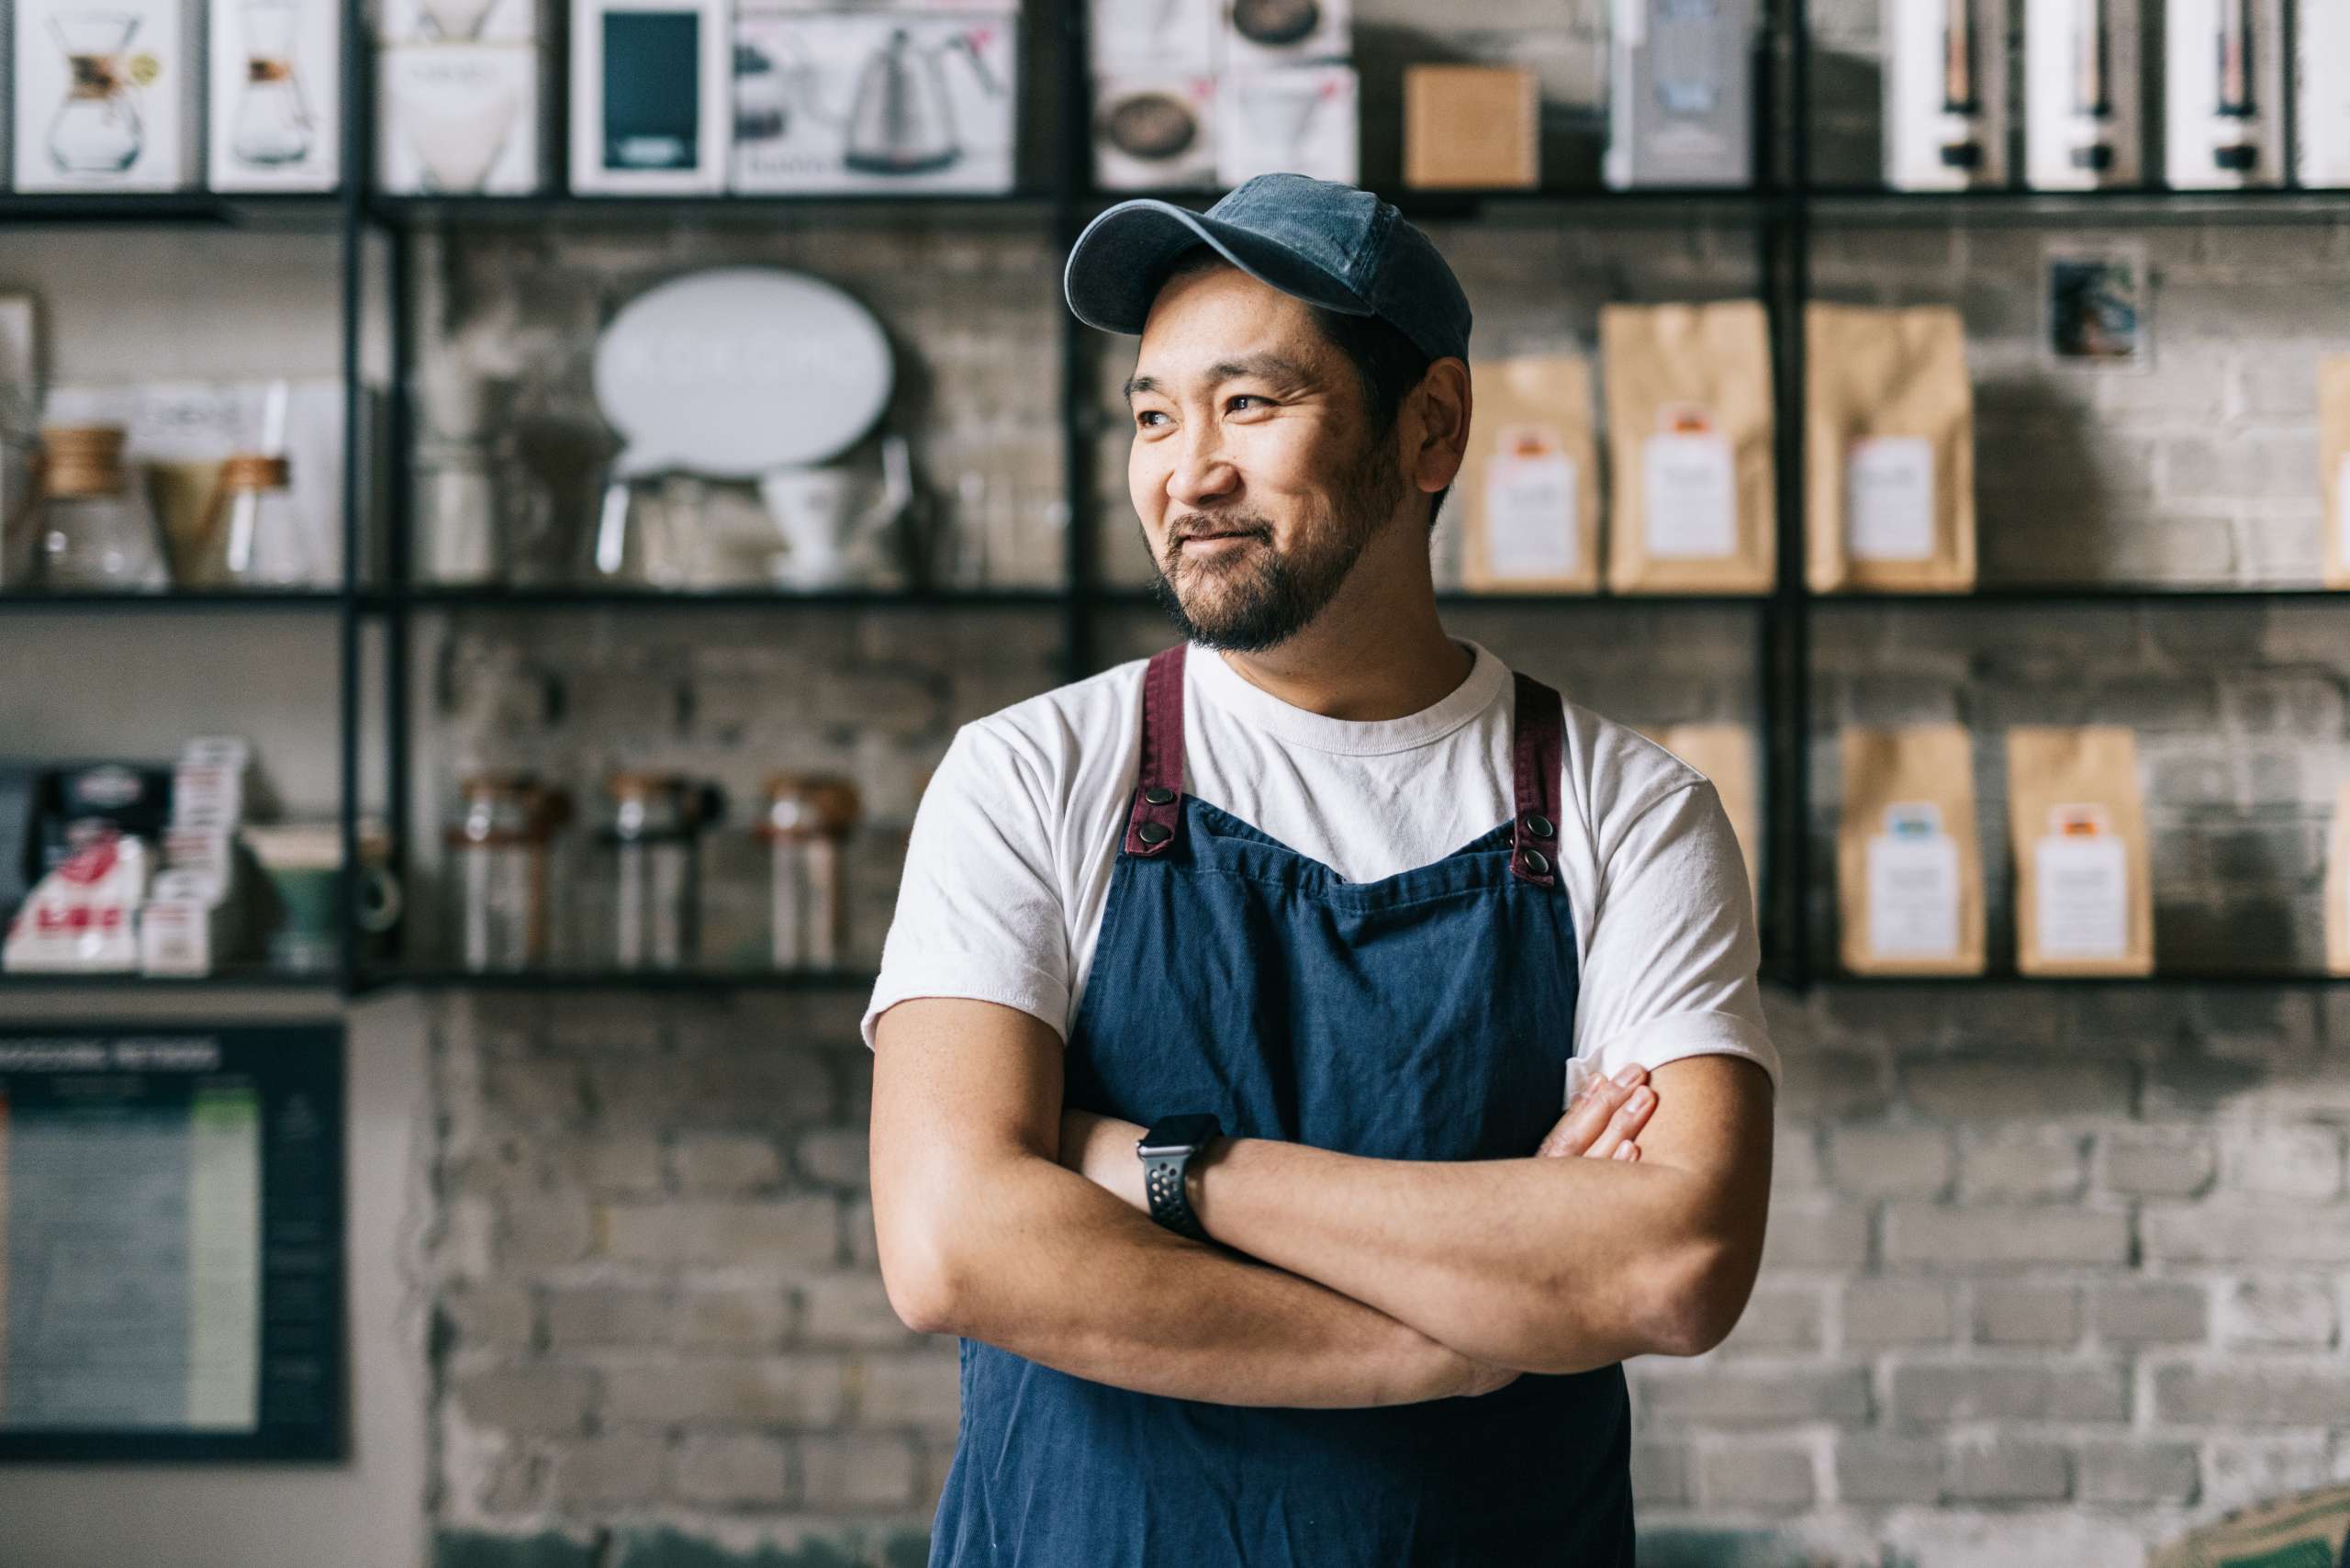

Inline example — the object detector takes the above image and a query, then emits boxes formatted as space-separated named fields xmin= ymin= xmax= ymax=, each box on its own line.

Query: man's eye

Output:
xmin=1136 ymin=410 xmax=1169 ymax=428
xmin=1229 ymin=395 xmax=1266 ymax=411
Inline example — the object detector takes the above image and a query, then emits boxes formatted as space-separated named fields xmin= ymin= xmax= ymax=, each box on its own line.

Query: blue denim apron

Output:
xmin=927 ymin=643 xmax=1634 ymax=1567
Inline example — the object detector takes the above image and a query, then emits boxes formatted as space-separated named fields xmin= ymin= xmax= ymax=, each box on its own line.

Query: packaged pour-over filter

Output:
xmin=1884 ymin=0 xmax=2009 ymax=190
xmin=2165 ymin=0 xmax=2284 ymax=189
xmin=1217 ymin=64 xmax=1357 ymax=185
xmin=2024 ymin=0 xmax=2142 ymax=188
xmin=379 ymin=44 xmax=545 ymax=193
xmin=1605 ymin=0 xmax=1756 ymax=188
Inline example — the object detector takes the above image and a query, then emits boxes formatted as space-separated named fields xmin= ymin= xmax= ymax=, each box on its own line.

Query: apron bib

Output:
xmin=927 ymin=644 xmax=1634 ymax=1567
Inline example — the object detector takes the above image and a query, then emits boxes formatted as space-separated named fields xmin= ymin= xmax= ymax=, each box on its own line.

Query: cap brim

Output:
xmin=1062 ymin=199 xmax=1374 ymax=339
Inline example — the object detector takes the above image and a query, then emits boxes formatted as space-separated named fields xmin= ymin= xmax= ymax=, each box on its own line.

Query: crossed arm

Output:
xmin=870 ymin=994 xmax=1774 ymax=1406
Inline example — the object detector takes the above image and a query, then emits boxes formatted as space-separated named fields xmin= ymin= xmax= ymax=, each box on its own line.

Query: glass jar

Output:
xmin=594 ymin=772 xmax=723 ymax=970
xmin=206 ymin=453 xmax=315 ymax=587
xmin=443 ymin=775 xmax=569 ymax=971
xmin=756 ymin=773 xmax=860 ymax=970
xmin=28 ymin=426 xmax=171 ymax=591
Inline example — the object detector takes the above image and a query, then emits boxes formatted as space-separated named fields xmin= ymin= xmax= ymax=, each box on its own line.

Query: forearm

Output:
xmin=918 ymin=1148 xmax=1483 ymax=1408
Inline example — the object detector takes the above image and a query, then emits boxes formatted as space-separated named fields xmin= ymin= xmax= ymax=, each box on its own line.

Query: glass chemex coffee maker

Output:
xmin=228 ymin=0 xmax=316 ymax=168
xmin=46 ymin=9 xmax=148 ymax=174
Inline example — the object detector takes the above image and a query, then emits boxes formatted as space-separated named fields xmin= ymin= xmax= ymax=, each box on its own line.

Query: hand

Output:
xmin=1536 ymin=1065 xmax=1657 ymax=1164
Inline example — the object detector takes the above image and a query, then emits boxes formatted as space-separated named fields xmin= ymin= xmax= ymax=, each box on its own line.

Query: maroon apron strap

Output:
xmin=1509 ymin=671 xmax=1563 ymax=888
xmin=1124 ymin=644 xmax=1188 ymax=857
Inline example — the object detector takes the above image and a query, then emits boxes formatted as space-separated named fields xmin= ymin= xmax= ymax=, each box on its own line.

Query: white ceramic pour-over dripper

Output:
xmin=417 ymin=0 xmax=504 ymax=41
xmin=397 ymin=72 xmax=520 ymax=191
xmin=1233 ymin=74 xmax=1331 ymax=159
xmin=757 ymin=433 xmax=912 ymax=589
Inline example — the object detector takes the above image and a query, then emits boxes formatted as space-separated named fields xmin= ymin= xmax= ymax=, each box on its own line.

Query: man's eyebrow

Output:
xmin=1122 ymin=353 xmax=1319 ymax=404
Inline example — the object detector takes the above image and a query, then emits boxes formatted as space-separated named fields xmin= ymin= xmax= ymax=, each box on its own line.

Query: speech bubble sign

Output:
xmin=592 ymin=266 xmax=895 ymax=478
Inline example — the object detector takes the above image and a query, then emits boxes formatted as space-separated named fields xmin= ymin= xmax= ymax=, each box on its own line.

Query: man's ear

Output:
xmin=1409 ymin=357 xmax=1472 ymax=498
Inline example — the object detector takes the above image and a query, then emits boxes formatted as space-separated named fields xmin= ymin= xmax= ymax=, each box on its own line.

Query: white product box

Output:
xmin=208 ymin=0 xmax=341 ymax=191
xmin=1883 ymin=0 xmax=2008 ymax=190
xmin=732 ymin=6 xmax=1017 ymax=194
xmin=2024 ymin=0 xmax=2141 ymax=188
xmin=1093 ymin=71 xmax=1215 ymax=188
xmin=570 ymin=0 xmax=731 ymax=193
xmin=379 ymin=42 xmax=545 ymax=191
xmin=2298 ymin=0 xmax=2350 ymax=185
xmin=1221 ymin=0 xmax=1344 ymax=68
xmin=13 ymin=0 xmax=200 ymax=190
xmin=1606 ymin=0 xmax=1756 ymax=188
xmin=1090 ymin=0 xmax=1216 ymax=73
xmin=2165 ymin=0 xmax=2284 ymax=187
xmin=376 ymin=0 xmax=543 ymax=43
xmin=1217 ymin=64 xmax=1355 ymax=186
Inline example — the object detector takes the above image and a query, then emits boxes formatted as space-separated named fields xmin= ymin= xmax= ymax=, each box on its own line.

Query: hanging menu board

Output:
xmin=0 ymin=1024 xmax=342 ymax=1462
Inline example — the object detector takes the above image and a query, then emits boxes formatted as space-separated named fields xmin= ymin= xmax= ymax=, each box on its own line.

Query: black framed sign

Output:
xmin=0 ymin=1024 xmax=343 ymax=1462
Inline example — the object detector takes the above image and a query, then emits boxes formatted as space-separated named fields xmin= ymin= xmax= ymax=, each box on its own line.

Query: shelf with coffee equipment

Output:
xmin=1807 ymin=584 xmax=2350 ymax=606
xmin=1812 ymin=969 xmax=2350 ymax=988
xmin=369 ymin=965 xmax=880 ymax=991
xmin=0 ymin=588 xmax=364 ymax=614
xmin=391 ymin=583 xmax=1073 ymax=611
xmin=1803 ymin=185 xmax=2350 ymax=226
xmin=0 ymin=967 xmax=345 ymax=991
xmin=0 ymin=191 xmax=352 ymax=229
xmin=362 ymin=190 xmax=1069 ymax=230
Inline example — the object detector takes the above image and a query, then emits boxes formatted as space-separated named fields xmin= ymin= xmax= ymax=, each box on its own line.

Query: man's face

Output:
xmin=1124 ymin=262 xmax=1409 ymax=652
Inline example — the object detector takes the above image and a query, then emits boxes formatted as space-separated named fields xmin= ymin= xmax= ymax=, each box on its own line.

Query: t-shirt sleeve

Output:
xmin=859 ymin=721 xmax=1073 ymax=1051
xmin=1568 ymin=776 xmax=1781 ymax=1101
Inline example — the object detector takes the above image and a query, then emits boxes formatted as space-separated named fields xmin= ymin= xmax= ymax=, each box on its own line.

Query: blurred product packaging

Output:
xmin=1604 ymin=0 xmax=1755 ymax=189
xmin=376 ymin=0 xmax=548 ymax=193
xmin=1089 ymin=0 xmax=1215 ymax=74
xmin=0 ymin=297 xmax=36 ymax=590
xmin=207 ymin=0 xmax=341 ymax=191
xmin=1092 ymin=71 xmax=1215 ymax=189
xmin=569 ymin=0 xmax=732 ymax=193
xmin=1404 ymin=64 xmax=1538 ymax=189
xmin=12 ymin=0 xmax=201 ymax=191
xmin=1217 ymin=63 xmax=1356 ymax=185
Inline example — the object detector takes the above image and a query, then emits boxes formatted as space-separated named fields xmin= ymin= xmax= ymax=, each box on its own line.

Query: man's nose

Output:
xmin=1166 ymin=425 xmax=1238 ymax=510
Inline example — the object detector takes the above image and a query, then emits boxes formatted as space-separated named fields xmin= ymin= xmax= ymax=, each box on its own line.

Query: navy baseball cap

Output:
xmin=1062 ymin=173 xmax=1473 ymax=365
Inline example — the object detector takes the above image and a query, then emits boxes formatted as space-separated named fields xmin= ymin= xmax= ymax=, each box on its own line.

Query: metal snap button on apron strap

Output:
xmin=1523 ymin=812 xmax=1555 ymax=840
xmin=1137 ymin=821 xmax=1172 ymax=846
xmin=1519 ymin=846 xmax=1550 ymax=877
xmin=1143 ymin=786 xmax=1175 ymax=805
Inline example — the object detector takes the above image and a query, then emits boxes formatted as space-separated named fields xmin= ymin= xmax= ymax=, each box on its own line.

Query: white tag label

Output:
xmin=2035 ymin=832 xmax=2130 ymax=959
xmin=1483 ymin=429 xmax=1579 ymax=579
xmin=1866 ymin=811 xmax=1962 ymax=958
xmin=1846 ymin=435 xmax=1937 ymax=560
xmin=1642 ymin=430 xmax=1738 ymax=558
xmin=2336 ymin=453 xmax=2350 ymax=571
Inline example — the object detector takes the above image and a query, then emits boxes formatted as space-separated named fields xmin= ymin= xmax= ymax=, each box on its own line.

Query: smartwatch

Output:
xmin=1136 ymin=1112 xmax=1222 ymax=1241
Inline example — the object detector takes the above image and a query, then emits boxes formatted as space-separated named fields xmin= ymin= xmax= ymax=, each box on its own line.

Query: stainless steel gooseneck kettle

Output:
xmin=844 ymin=27 xmax=1001 ymax=175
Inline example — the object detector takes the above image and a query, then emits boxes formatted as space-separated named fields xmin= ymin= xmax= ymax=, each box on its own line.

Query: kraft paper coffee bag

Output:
xmin=2008 ymin=726 xmax=2154 ymax=976
xmin=1639 ymin=723 xmax=1760 ymax=910
xmin=1459 ymin=355 xmax=1600 ymax=594
xmin=1805 ymin=304 xmax=1976 ymax=593
xmin=1836 ymin=724 xmax=1984 ymax=975
xmin=1601 ymin=301 xmax=1776 ymax=594
xmin=2329 ymin=781 xmax=2350 ymax=976
xmin=2322 ymin=355 xmax=2350 ymax=588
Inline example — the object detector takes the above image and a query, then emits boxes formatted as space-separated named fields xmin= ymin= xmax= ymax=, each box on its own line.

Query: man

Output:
xmin=864 ymin=173 xmax=1777 ymax=1565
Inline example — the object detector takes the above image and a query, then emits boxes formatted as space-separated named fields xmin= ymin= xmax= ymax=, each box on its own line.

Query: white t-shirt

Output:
xmin=860 ymin=637 xmax=1780 ymax=1101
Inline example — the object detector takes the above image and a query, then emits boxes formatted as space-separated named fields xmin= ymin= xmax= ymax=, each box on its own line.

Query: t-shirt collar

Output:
xmin=1187 ymin=636 xmax=1507 ymax=756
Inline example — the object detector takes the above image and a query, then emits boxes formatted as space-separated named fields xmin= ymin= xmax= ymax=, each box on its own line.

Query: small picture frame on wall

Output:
xmin=2043 ymin=241 xmax=2152 ymax=371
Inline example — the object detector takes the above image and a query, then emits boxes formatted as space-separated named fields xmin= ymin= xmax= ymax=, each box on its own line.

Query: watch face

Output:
xmin=1137 ymin=1113 xmax=1221 ymax=1155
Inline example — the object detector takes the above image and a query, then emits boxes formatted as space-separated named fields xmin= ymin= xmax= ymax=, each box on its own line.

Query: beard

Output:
xmin=1142 ymin=432 xmax=1409 ymax=654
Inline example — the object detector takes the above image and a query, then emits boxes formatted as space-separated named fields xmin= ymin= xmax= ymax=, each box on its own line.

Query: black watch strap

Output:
xmin=1143 ymin=1148 xmax=1209 ymax=1241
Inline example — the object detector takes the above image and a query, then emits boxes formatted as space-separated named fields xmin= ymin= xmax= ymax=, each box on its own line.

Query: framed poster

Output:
xmin=0 ymin=1024 xmax=343 ymax=1462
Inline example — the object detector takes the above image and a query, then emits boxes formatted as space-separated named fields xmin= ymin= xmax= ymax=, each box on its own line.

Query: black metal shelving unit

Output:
xmin=7 ymin=0 xmax=2350 ymax=1002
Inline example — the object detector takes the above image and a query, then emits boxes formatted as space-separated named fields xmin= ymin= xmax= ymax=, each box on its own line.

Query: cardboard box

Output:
xmin=1089 ymin=0 xmax=1216 ymax=73
xmin=2023 ymin=0 xmax=2140 ymax=189
xmin=1221 ymin=0 xmax=1346 ymax=69
xmin=1093 ymin=71 xmax=1215 ymax=189
xmin=209 ymin=0 xmax=341 ymax=191
xmin=569 ymin=0 xmax=732 ymax=193
xmin=1217 ymin=63 xmax=1355 ymax=186
xmin=379 ymin=43 xmax=546 ymax=193
xmin=1604 ymin=0 xmax=1754 ymax=189
xmin=1883 ymin=0 xmax=2008 ymax=190
xmin=13 ymin=0 xmax=201 ymax=190
xmin=732 ymin=6 xmax=1017 ymax=194
xmin=1404 ymin=64 xmax=1537 ymax=189
xmin=2165 ymin=0 xmax=2284 ymax=188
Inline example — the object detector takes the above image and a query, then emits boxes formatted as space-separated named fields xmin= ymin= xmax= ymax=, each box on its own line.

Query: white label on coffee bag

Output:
xmin=1846 ymin=436 xmax=1936 ymax=560
xmin=1642 ymin=430 xmax=1737 ymax=558
xmin=1484 ymin=429 xmax=1578 ymax=578
xmin=2035 ymin=825 xmax=2130 ymax=959
xmin=1866 ymin=802 xmax=1962 ymax=958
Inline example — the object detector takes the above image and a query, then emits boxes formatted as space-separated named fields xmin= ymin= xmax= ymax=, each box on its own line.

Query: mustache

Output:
xmin=1167 ymin=515 xmax=1273 ymax=545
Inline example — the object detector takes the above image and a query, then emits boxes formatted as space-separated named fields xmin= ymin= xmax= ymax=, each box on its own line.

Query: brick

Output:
xmin=1949 ymin=1439 xmax=2070 ymax=1503
xmin=1972 ymin=1284 xmax=2082 ymax=1348
xmin=1828 ymin=1125 xmax=1954 ymax=1198
xmin=800 ymin=1271 xmax=919 ymax=1349
xmin=669 ymin=1432 xmax=792 ymax=1506
xmin=1882 ymin=1204 xmax=2132 ymax=1271
xmin=2092 ymin=1282 xmax=2210 ymax=1346
xmin=1772 ymin=1124 xmax=1827 ymax=1191
xmin=676 ymin=1286 xmax=793 ymax=1350
xmin=1758 ymin=1198 xmax=1874 ymax=1271
xmin=502 ymin=1196 xmax=595 ymax=1270
xmin=1899 ymin=1058 xmax=2136 ymax=1121
xmin=545 ymin=1287 xmax=671 ymax=1349
xmin=2156 ymin=1362 xmax=2350 ymax=1425
xmin=2221 ymin=1125 xmax=2346 ymax=1199
xmin=1631 ymin=1441 xmax=1694 ymax=1507
xmin=1634 ymin=1366 xmax=1873 ymax=1428
xmin=1844 ymin=1280 xmax=1955 ymax=1349
xmin=852 ymin=1350 xmax=965 ymax=1428
xmin=551 ymin=1432 xmax=666 ymax=1508
xmin=1698 ymin=1445 xmax=1817 ymax=1512
xmin=800 ymin=1432 xmax=919 ymax=1511
xmin=2219 ymin=1279 xmax=2340 ymax=1349
xmin=1836 ymin=1436 xmax=1943 ymax=1504
xmin=1891 ymin=1362 xmax=2130 ymax=1427
xmin=603 ymin=1355 xmax=847 ymax=1427
xmin=453 ymin=1365 xmax=597 ymax=1439
xmin=600 ymin=1198 xmax=838 ymax=1266
xmin=561 ymin=1134 xmax=665 ymax=1195
xmin=2099 ymin=1127 xmax=2218 ymax=1198
xmin=671 ymin=1133 xmax=784 ymax=1193
xmin=2203 ymin=1436 xmax=2335 ymax=1513
xmin=797 ymin=1128 xmax=873 ymax=1190
xmin=2143 ymin=1204 xmax=2350 ymax=1264
xmin=2076 ymin=1440 xmax=2200 ymax=1506
xmin=441 ymin=1283 xmax=536 ymax=1351
xmin=1960 ymin=1128 xmax=2089 ymax=1202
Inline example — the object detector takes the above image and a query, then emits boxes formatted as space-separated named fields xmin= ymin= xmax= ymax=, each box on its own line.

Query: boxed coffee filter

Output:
xmin=568 ymin=0 xmax=733 ymax=193
xmin=1884 ymin=0 xmax=2009 ymax=190
xmin=13 ymin=0 xmax=201 ymax=190
xmin=2165 ymin=0 xmax=2285 ymax=189
xmin=732 ymin=6 xmax=1018 ymax=194
xmin=1605 ymin=0 xmax=1755 ymax=189
xmin=1217 ymin=63 xmax=1355 ymax=185
xmin=2300 ymin=0 xmax=2350 ymax=186
xmin=209 ymin=0 xmax=342 ymax=190
xmin=1089 ymin=0 xmax=1217 ymax=73
xmin=1404 ymin=64 xmax=1538 ymax=190
xmin=377 ymin=0 xmax=543 ymax=42
xmin=2023 ymin=0 xmax=2141 ymax=189
xmin=379 ymin=43 xmax=545 ymax=192
xmin=1221 ymin=0 xmax=1346 ymax=69
xmin=1093 ymin=71 xmax=1216 ymax=188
